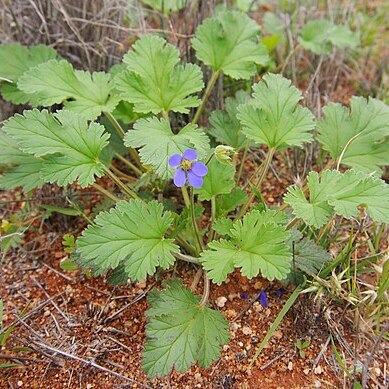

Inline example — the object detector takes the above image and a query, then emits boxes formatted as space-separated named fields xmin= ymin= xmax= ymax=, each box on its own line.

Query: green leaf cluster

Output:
xmin=299 ymin=19 xmax=359 ymax=55
xmin=237 ymin=73 xmax=315 ymax=149
xmin=193 ymin=10 xmax=269 ymax=79
xmin=143 ymin=280 xmax=229 ymax=376
xmin=201 ymin=209 xmax=291 ymax=284
xmin=285 ymin=170 xmax=389 ymax=228
xmin=317 ymin=96 xmax=389 ymax=174
xmin=77 ymin=200 xmax=179 ymax=281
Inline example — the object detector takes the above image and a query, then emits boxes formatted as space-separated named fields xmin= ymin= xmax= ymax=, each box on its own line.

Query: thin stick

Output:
xmin=32 ymin=341 xmax=151 ymax=388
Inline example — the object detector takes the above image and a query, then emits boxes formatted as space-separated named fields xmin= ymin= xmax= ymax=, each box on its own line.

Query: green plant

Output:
xmin=0 ymin=8 xmax=388 ymax=378
xmin=295 ymin=338 xmax=311 ymax=358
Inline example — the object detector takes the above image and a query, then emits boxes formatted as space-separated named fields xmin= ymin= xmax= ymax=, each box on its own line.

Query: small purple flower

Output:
xmin=275 ymin=289 xmax=283 ymax=298
xmin=241 ymin=293 xmax=249 ymax=300
xmin=168 ymin=149 xmax=208 ymax=189
xmin=258 ymin=291 xmax=268 ymax=308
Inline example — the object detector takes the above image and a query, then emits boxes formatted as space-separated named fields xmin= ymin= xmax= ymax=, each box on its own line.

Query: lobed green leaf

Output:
xmin=114 ymin=35 xmax=203 ymax=114
xmin=201 ymin=209 xmax=292 ymax=284
xmin=192 ymin=10 xmax=269 ymax=79
xmin=3 ymin=109 xmax=109 ymax=188
xmin=237 ymin=73 xmax=315 ymax=149
xmin=17 ymin=59 xmax=119 ymax=119
xmin=143 ymin=280 xmax=229 ymax=377
xmin=285 ymin=169 xmax=389 ymax=228
xmin=77 ymin=200 xmax=179 ymax=281
xmin=317 ymin=96 xmax=389 ymax=174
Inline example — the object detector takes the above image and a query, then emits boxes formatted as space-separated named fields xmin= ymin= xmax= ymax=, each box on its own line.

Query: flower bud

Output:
xmin=214 ymin=145 xmax=236 ymax=165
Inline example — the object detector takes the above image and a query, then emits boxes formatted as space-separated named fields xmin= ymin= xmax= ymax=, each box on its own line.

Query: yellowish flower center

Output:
xmin=181 ymin=159 xmax=193 ymax=171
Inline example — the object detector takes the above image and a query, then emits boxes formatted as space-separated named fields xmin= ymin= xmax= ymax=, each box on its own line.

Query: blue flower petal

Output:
xmin=183 ymin=148 xmax=197 ymax=161
xmin=174 ymin=169 xmax=186 ymax=187
xmin=168 ymin=154 xmax=182 ymax=168
xmin=191 ymin=161 xmax=208 ymax=177
xmin=258 ymin=291 xmax=268 ymax=308
xmin=187 ymin=170 xmax=203 ymax=188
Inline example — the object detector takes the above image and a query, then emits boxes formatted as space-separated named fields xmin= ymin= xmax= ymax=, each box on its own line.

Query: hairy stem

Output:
xmin=199 ymin=272 xmax=210 ymax=307
xmin=181 ymin=186 xmax=191 ymax=208
xmin=192 ymin=70 xmax=220 ymax=125
xmin=190 ymin=188 xmax=204 ymax=252
xmin=235 ymin=148 xmax=276 ymax=220
xmin=208 ymin=195 xmax=217 ymax=242
xmin=336 ymin=132 xmax=362 ymax=171
xmin=104 ymin=168 xmax=139 ymax=199
xmin=115 ymin=153 xmax=142 ymax=176
xmin=172 ymin=251 xmax=201 ymax=265
xmin=103 ymin=111 xmax=143 ymax=169
xmin=92 ymin=183 xmax=121 ymax=202
xmin=236 ymin=143 xmax=249 ymax=184
xmin=104 ymin=111 xmax=125 ymax=137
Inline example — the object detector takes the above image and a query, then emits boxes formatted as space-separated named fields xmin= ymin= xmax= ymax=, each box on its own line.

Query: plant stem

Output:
xmin=208 ymin=195 xmax=217 ymax=242
xmin=181 ymin=186 xmax=191 ymax=208
xmin=235 ymin=148 xmax=275 ymax=220
xmin=103 ymin=111 xmax=143 ymax=169
xmin=190 ymin=188 xmax=204 ymax=252
xmin=92 ymin=183 xmax=121 ymax=202
xmin=236 ymin=143 xmax=249 ymax=184
xmin=172 ymin=251 xmax=201 ymax=265
xmin=115 ymin=153 xmax=142 ymax=176
xmin=162 ymin=110 xmax=169 ymax=121
xmin=175 ymin=234 xmax=198 ymax=257
xmin=104 ymin=168 xmax=139 ymax=199
xmin=104 ymin=111 xmax=125 ymax=138
xmin=110 ymin=165 xmax=136 ymax=182
xmin=192 ymin=70 xmax=220 ymax=125
xmin=199 ymin=272 xmax=210 ymax=307
xmin=336 ymin=132 xmax=362 ymax=171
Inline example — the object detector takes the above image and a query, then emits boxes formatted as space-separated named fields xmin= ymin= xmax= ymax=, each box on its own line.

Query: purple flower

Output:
xmin=258 ymin=291 xmax=268 ymax=308
xmin=168 ymin=149 xmax=208 ymax=189
xmin=241 ymin=293 xmax=249 ymax=300
xmin=275 ymin=289 xmax=283 ymax=298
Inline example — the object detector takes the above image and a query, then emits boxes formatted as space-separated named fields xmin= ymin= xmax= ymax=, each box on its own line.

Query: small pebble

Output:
xmin=253 ymin=281 xmax=262 ymax=290
xmin=304 ymin=368 xmax=311 ymax=375
xmin=314 ymin=365 xmax=323 ymax=375
xmin=242 ymin=326 xmax=253 ymax=336
xmin=194 ymin=373 xmax=202 ymax=382
xmin=253 ymin=302 xmax=263 ymax=312
xmin=17 ymin=382 xmax=23 ymax=388
xmin=273 ymin=330 xmax=283 ymax=340
xmin=288 ymin=361 xmax=293 ymax=370
xmin=225 ymin=309 xmax=236 ymax=319
xmin=216 ymin=296 xmax=227 ymax=308
xmin=136 ymin=280 xmax=146 ymax=289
